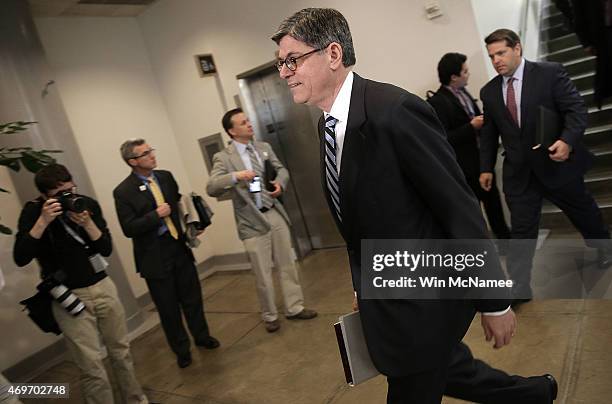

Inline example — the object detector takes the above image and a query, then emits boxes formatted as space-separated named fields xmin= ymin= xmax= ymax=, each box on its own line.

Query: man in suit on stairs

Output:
xmin=479 ymin=29 xmax=612 ymax=303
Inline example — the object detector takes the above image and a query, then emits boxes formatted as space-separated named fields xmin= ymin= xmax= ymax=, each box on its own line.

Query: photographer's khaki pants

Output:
xmin=52 ymin=277 xmax=146 ymax=404
xmin=242 ymin=208 xmax=304 ymax=322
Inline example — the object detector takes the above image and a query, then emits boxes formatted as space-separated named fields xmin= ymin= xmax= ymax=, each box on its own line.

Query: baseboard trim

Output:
xmin=4 ymin=252 xmax=251 ymax=382
xmin=135 ymin=252 xmax=251 ymax=309
xmin=3 ymin=339 xmax=67 ymax=383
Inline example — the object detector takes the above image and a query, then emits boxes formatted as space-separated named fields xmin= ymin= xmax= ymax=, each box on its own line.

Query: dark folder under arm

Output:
xmin=533 ymin=106 xmax=562 ymax=150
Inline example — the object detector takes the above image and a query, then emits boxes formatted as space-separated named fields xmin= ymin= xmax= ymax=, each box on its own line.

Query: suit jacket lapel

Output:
xmin=227 ymin=142 xmax=247 ymax=172
xmin=520 ymin=61 xmax=535 ymax=136
xmin=439 ymin=86 xmax=468 ymax=118
xmin=340 ymin=74 xmax=367 ymax=243
xmin=129 ymin=172 xmax=155 ymax=206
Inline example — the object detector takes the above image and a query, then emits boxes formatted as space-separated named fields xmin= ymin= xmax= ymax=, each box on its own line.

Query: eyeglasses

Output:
xmin=49 ymin=184 xmax=77 ymax=198
xmin=131 ymin=148 xmax=155 ymax=159
xmin=276 ymin=48 xmax=323 ymax=72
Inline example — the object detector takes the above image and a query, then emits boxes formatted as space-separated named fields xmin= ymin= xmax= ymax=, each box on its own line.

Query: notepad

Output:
xmin=334 ymin=311 xmax=380 ymax=386
xmin=533 ymin=106 xmax=562 ymax=150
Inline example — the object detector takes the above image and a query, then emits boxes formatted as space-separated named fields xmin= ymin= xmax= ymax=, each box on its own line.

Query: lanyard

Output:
xmin=59 ymin=218 xmax=89 ymax=250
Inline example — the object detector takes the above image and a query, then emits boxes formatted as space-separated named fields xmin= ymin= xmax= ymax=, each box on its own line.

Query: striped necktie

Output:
xmin=324 ymin=115 xmax=342 ymax=222
xmin=246 ymin=144 xmax=274 ymax=210
xmin=147 ymin=177 xmax=179 ymax=239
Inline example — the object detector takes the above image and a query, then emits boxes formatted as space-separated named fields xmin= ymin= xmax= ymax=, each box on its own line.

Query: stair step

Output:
xmin=544 ymin=45 xmax=589 ymax=63
xmin=564 ymin=56 xmax=596 ymax=77
xmin=542 ymin=12 xmax=566 ymax=29
xmin=588 ymin=104 xmax=612 ymax=128
xmin=541 ymin=196 xmax=612 ymax=229
xmin=544 ymin=33 xmax=581 ymax=53
xmin=542 ymin=3 xmax=559 ymax=18
xmin=572 ymin=72 xmax=596 ymax=92
xmin=542 ymin=23 xmax=573 ymax=41
xmin=584 ymin=124 xmax=612 ymax=149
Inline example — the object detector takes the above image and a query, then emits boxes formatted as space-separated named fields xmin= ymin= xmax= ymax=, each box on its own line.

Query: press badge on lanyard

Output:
xmin=60 ymin=218 xmax=109 ymax=273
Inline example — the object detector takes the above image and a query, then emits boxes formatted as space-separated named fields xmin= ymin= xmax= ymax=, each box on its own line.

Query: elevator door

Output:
xmin=238 ymin=63 xmax=343 ymax=258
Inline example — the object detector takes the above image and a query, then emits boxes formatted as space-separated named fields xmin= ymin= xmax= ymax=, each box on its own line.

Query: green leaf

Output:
xmin=0 ymin=223 xmax=12 ymax=235
xmin=0 ymin=157 xmax=20 ymax=171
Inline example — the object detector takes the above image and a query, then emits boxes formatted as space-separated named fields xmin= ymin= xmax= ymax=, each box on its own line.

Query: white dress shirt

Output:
xmin=324 ymin=71 xmax=354 ymax=174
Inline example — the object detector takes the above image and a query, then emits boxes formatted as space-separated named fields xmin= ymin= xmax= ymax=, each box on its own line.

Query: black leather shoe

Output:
xmin=196 ymin=336 xmax=220 ymax=349
xmin=177 ymin=352 xmax=192 ymax=368
xmin=597 ymin=248 xmax=612 ymax=269
xmin=544 ymin=374 xmax=558 ymax=402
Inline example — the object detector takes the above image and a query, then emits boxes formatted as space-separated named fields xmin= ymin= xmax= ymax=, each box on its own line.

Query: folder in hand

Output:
xmin=334 ymin=311 xmax=380 ymax=386
xmin=533 ymin=106 xmax=562 ymax=150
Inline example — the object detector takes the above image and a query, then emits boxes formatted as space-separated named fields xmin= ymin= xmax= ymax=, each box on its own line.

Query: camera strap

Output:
xmin=59 ymin=218 xmax=109 ymax=273
xmin=59 ymin=218 xmax=88 ymax=248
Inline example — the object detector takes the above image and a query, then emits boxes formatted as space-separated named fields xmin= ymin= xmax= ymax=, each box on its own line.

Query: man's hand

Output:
xmin=352 ymin=293 xmax=359 ymax=311
xmin=479 ymin=172 xmax=494 ymax=191
xmin=67 ymin=210 xmax=94 ymax=228
xmin=481 ymin=310 xmax=517 ymax=349
xmin=156 ymin=203 xmax=171 ymax=218
xmin=235 ymin=170 xmax=257 ymax=182
xmin=470 ymin=115 xmax=484 ymax=130
xmin=548 ymin=139 xmax=572 ymax=162
xmin=68 ymin=210 xmax=102 ymax=240
xmin=39 ymin=199 xmax=62 ymax=225
xmin=269 ymin=181 xmax=282 ymax=198
xmin=29 ymin=199 xmax=62 ymax=239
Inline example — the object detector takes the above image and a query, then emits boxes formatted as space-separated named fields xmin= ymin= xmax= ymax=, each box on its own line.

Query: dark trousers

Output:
xmin=387 ymin=342 xmax=551 ymax=404
xmin=505 ymin=175 xmax=611 ymax=294
xmin=145 ymin=234 xmax=210 ymax=356
xmin=467 ymin=174 xmax=511 ymax=240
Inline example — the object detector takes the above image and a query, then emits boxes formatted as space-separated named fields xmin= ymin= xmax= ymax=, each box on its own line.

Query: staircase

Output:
xmin=538 ymin=2 xmax=612 ymax=231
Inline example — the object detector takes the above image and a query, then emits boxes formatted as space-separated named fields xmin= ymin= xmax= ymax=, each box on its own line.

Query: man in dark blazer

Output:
xmin=273 ymin=8 xmax=557 ymax=404
xmin=114 ymin=139 xmax=219 ymax=368
xmin=428 ymin=52 xmax=510 ymax=243
xmin=479 ymin=29 xmax=612 ymax=300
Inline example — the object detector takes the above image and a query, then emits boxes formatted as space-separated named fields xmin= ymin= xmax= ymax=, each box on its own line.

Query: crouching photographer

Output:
xmin=13 ymin=164 xmax=147 ymax=404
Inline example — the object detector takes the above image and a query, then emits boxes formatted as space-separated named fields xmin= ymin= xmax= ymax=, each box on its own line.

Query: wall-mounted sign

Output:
xmin=195 ymin=54 xmax=217 ymax=77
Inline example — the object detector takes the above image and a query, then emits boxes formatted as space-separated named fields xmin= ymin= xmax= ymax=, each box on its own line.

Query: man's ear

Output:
xmin=328 ymin=42 xmax=344 ymax=70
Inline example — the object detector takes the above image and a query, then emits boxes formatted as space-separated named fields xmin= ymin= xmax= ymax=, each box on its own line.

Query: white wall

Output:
xmin=471 ymin=0 xmax=525 ymax=78
xmin=34 ymin=17 xmax=216 ymax=298
xmin=34 ymin=0 xmax=503 ymax=296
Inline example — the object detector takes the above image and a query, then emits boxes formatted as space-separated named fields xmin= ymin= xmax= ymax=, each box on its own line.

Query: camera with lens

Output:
xmin=37 ymin=272 xmax=85 ymax=316
xmin=56 ymin=191 xmax=86 ymax=213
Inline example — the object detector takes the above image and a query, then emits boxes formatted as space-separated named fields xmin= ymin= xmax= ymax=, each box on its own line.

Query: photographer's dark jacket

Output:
xmin=13 ymin=195 xmax=112 ymax=289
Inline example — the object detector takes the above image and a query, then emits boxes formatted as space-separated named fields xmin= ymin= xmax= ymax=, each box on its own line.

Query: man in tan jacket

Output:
xmin=207 ymin=108 xmax=317 ymax=333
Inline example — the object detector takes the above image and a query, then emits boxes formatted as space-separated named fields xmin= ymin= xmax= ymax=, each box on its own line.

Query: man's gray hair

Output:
xmin=271 ymin=8 xmax=356 ymax=67
xmin=120 ymin=138 xmax=146 ymax=162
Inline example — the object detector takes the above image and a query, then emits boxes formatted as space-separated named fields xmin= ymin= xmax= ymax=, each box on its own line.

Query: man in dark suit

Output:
xmin=273 ymin=8 xmax=557 ymax=403
xmin=428 ymin=52 xmax=510 ymax=244
xmin=114 ymin=139 xmax=219 ymax=368
xmin=479 ymin=29 xmax=612 ymax=300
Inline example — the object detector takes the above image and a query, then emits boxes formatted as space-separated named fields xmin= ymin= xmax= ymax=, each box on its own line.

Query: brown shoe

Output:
xmin=286 ymin=308 xmax=318 ymax=320
xmin=264 ymin=319 xmax=280 ymax=333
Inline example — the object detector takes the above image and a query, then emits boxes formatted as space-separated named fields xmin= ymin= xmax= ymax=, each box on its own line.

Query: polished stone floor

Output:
xmin=22 ymin=247 xmax=612 ymax=404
